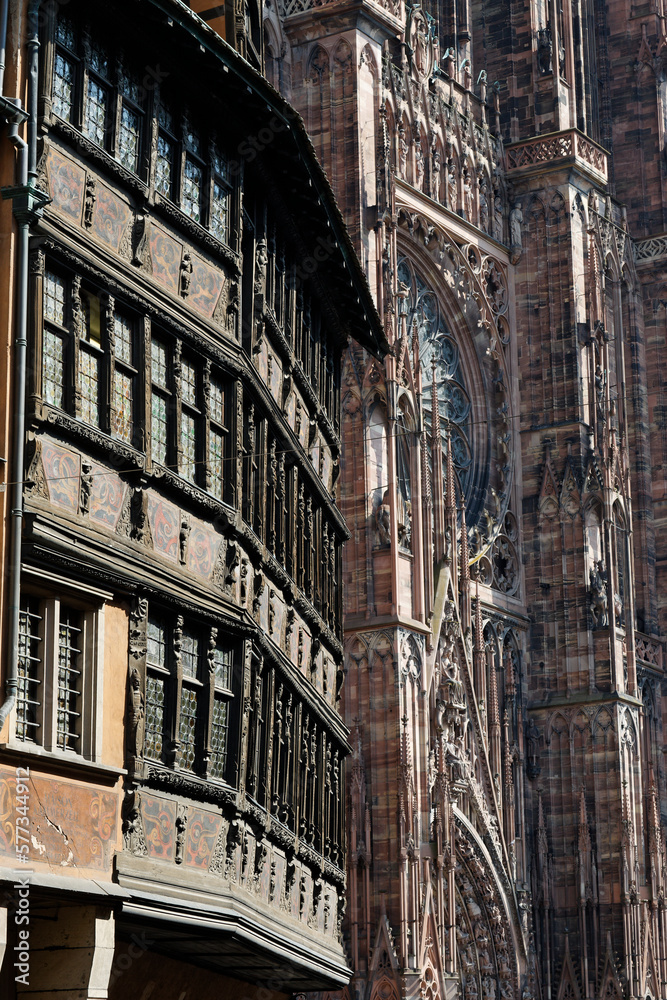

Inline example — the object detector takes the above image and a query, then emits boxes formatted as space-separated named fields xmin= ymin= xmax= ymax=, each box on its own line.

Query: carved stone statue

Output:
xmin=479 ymin=172 xmax=490 ymax=234
xmin=376 ymin=490 xmax=391 ymax=546
xmin=431 ymin=143 xmax=441 ymax=202
xmin=589 ymin=559 xmax=608 ymax=627
xmin=127 ymin=666 xmax=145 ymax=758
xmin=537 ymin=27 xmax=553 ymax=74
xmin=179 ymin=251 xmax=193 ymax=297
xmin=509 ymin=201 xmax=523 ymax=264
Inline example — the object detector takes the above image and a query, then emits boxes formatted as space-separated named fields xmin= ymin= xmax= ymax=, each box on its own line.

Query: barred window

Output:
xmin=16 ymin=599 xmax=42 ymax=743
xmin=12 ymin=590 xmax=104 ymax=761
xmin=56 ymin=609 xmax=82 ymax=751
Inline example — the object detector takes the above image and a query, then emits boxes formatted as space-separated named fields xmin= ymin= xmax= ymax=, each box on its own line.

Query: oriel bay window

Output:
xmin=144 ymin=613 xmax=238 ymax=783
xmin=37 ymin=266 xmax=233 ymax=504
xmin=244 ymin=653 xmax=343 ymax=864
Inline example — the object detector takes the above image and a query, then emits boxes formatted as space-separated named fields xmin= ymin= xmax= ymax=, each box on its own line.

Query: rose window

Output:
xmin=397 ymin=257 xmax=474 ymax=505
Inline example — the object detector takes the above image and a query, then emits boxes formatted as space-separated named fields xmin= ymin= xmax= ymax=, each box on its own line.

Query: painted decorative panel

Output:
xmin=188 ymin=255 xmax=225 ymax=319
xmin=186 ymin=520 xmax=221 ymax=579
xmin=88 ymin=465 xmax=127 ymax=529
xmin=141 ymin=794 xmax=176 ymax=861
xmin=91 ymin=184 xmax=132 ymax=251
xmin=41 ymin=440 xmax=81 ymax=511
xmin=147 ymin=495 xmax=179 ymax=561
xmin=47 ymin=148 xmax=85 ymax=222
xmin=184 ymin=808 xmax=221 ymax=869
xmin=148 ymin=224 xmax=181 ymax=294
xmin=0 ymin=767 xmax=119 ymax=873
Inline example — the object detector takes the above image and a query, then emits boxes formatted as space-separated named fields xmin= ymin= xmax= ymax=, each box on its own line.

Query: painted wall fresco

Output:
xmin=141 ymin=794 xmax=177 ymax=861
xmin=47 ymin=147 xmax=85 ymax=223
xmin=91 ymin=183 xmax=132 ymax=252
xmin=147 ymin=494 xmax=180 ymax=562
xmin=0 ymin=766 xmax=119 ymax=873
xmin=188 ymin=254 xmax=225 ymax=319
xmin=184 ymin=808 xmax=221 ymax=869
xmin=148 ymin=223 xmax=181 ymax=295
xmin=41 ymin=440 xmax=81 ymax=511
xmin=186 ymin=519 xmax=222 ymax=579
xmin=88 ymin=464 xmax=128 ymax=529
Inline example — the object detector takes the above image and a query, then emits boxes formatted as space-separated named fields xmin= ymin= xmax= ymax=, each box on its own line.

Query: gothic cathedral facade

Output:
xmin=260 ymin=1 xmax=667 ymax=999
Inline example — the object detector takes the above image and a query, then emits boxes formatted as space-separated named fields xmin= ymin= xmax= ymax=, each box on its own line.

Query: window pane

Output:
xmin=185 ymin=124 xmax=201 ymax=155
xmin=147 ymin=617 xmax=166 ymax=668
xmin=210 ymin=380 xmax=226 ymax=426
xmin=209 ymin=430 xmax=224 ymax=500
xmin=155 ymin=135 xmax=173 ymax=198
xmin=44 ymin=272 xmax=66 ymax=325
xmin=57 ymin=609 xmax=81 ymax=751
xmin=177 ymin=686 xmax=198 ymax=771
xmin=213 ymin=644 xmax=232 ymax=690
xmin=181 ymin=359 xmax=197 ymax=406
xmin=113 ymin=369 xmax=133 ymax=443
xmin=118 ymin=106 xmax=140 ymax=173
xmin=210 ymin=182 xmax=229 ymax=243
xmin=81 ymin=292 xmax=101 ymax=346
xmin=16 ymin=599 xmax=42 ymax=742
xmin=56 ymin=16 xmax=75 ymax=49
xmin=182 ymin=157 xmax=202 ymax=223
xmin=84 ymin=78 xmax=108 ymax=146
xmin=53 ymin=54 xmax=74 ymax=122
xmin=212 ymin=151 xmax=228 ymax=181
xmin=151 ymin=393 xmax=168 ymax=465
xmin=79 ymin=347 xmax=100 ymax=426
xmin=181 ymin=410 xmax=197 ymax=482
xmin=158 ymin=105 xmax=173 ymax=131
xmin=151 ymin=339 xmax=168 ymax=388
xmin=119 ymin=64 xmax=140 ymax=103
xmin=43 ymin=328 xmax=65 ymax=408
xmin=114 ymin=313 xmax=133 ymax=365
xmin=145 ymin=674 xmax=165 ymax=760
xmin=181 ymin=630 xmax=200 ymax=679
xmin=209 ymin=697 xmax=229 ymax=779
xmin=89 ymin=46 xmax=108 ymax=77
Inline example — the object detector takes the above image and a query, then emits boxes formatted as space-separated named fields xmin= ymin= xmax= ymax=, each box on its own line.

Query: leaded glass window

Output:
xmin=210 ymin=181 xmax=229 ymax=243
xmin=16 ymin=599 xmax=42 ymax=743
xmin=181 ymin=411 xmax=197 ymax=482
xmin=79 ymin=348 xmax=100 ymax=426
xmin=209 ymin=379 xmax=228 ymax=501
xmin=181 ymin=359 xmax=197 ymax=406
xmin=44 ymin=272 xmax=66 ymax=325
xmin=209 ymin=699 xmax=229 ymax=779
xmin=113 ymin=370 xmax=133 ymax=443
xmin=178 ymin=687 xmax=198 ymax=770
xmin=84 ymin=77 xmax=108 ymax=146
xmin=53 ymin=54 xmax=74 ymax=121
xmin=56 ymin=609 xmax=82 ymax=751
xmin=114 ymin=314 xmax=133 ymax=365
xmin=181 ymin=631 xmax=200 ymax=679
xmin=145 ymin=675 xmax=165 ymax=760
xmin=151 ymin=394 xmax=168 ymax=465
xmin=145 ymin=617 xmax=167 ymax=761
xmin=151 ymin=339 xmax=168 ymax=388
xmin=182 ymin=157 xmax=202 ymax=223
xmin=155 ymin=136 xmax=173 ymax=197
xmin=118 ymin=106 xmax=140 ymax=173
xmin=43 ymin=329 xmax=65 ymax=408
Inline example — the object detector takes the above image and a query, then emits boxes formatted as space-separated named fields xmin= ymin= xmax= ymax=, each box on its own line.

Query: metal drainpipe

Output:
xmin=0 ymin=0 xmax=8 ymax=98
xmin=0 ymin=104 xmax=29 ymax=732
